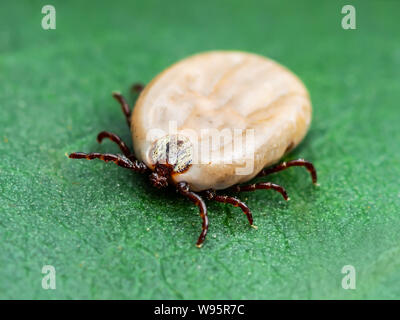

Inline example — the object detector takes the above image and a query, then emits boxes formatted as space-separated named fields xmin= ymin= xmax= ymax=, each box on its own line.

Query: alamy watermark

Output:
xmin=341 ymin=265 xmax=356 ymax=290
xmin=41 ymin=5 xmax=56 ymax=30
xmin=341 ymin=5 xmax=356 ymax=30
xmin=42 ymin=265 xmax=56 ymax=290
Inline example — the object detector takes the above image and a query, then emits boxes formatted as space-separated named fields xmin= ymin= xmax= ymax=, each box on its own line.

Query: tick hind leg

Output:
xmin=131 ymin=83 xmax=144 ymax=94
xmin=229 ymin=182 xmax=289 ymax=201
xmin=177 ymin=182 xmax=209 ymax=248
xmin=204 ymin=190 xmax=256 ymax=229
xmin=112 ymin=92 xmax=132 ymax=127
xmin=257 ymin=159 xmax=318 ymax=185
xmin=113 ymin=83 xmax=144 ymax=128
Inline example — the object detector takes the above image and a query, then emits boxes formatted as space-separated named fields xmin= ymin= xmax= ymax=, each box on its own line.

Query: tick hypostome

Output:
xmin=69 ymin=51 xmax=318 ymax=247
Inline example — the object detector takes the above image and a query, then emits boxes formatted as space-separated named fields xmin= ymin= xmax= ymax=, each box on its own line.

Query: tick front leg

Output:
xmin=177 ymin=182 xmax=209 ymax=248
xmin=257 ymin=159 xmax=318 ymax=185
xmin=204 ymin=190 xmax=256 ymax=229
xmin=96 ymin=131 xmax=135 ymax=160
xmin=229 ymin=182 xmax=289 ymax=201
xmin=69 ymin=152 xmax=148 ymax=173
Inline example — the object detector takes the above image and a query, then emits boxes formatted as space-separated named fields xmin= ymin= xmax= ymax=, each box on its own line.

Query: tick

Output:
xmin=69 ymin=51 xmax=317 ymax=247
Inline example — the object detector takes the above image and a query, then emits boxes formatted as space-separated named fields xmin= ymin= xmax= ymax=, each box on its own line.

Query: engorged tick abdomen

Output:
xmin=131 ymin=51 xmax=312 ymax=191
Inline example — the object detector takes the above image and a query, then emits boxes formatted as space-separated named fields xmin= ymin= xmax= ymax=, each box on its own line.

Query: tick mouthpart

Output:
xmin=149 ymin=172 xmax=168 ymax=189
xmin=149 ymin=163 xmax=172 ymax=189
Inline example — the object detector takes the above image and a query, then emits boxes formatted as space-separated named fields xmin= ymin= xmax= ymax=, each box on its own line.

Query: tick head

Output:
xmin=148 ymin=134 xmax=193 ymax=188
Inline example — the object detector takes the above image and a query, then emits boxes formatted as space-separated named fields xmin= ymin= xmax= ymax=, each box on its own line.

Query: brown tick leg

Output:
xmin=257 ymin=159 xmax=318 ymax=185
xmin=131 ymin=83 xmax=144 ymax=94
xmin=96 ymin=131 xmax=134 ymax=159
xmin=69 ymin=152 xmax=148 ymax=173
xmin=204 ymin=190 xmax=256 ymax=229
xmin=229 ymin=182 xmax=289 ymax=201
xmin=112 ymin=92 xmax=131 ymax=127
xmin=177 ymin=182 xmax=208 ymax=248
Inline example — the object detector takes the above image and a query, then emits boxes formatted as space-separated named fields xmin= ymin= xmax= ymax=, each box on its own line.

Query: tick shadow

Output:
xmin=287 ymin=126 xmax=326 ymax=161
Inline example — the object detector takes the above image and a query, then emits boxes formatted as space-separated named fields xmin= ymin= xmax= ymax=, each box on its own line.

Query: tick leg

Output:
xmin=257 ymin=159 xmax=318 ymax=185
xmin=204 ymin=190 xmax=256 ymax=229
xmin=96 ymin=131 xmax=134 ymax=159
xmin=177 ymin=182 xmax=209 ymax=248
xmin=131 ymin=83 xmax=144 ymax=94
xmin=69 ymin=152 xmax=148 ymax=173
xmin=229 ymin=182 xmax=289 ymax=201
xmin=112 ymin=92 xmax=132 ymax=127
